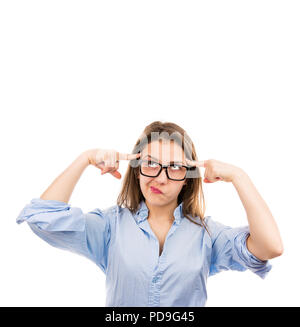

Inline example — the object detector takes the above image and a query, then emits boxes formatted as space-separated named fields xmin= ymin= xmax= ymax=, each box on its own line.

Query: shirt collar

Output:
xmin=133 ymin=200 xmax=184 ymax=224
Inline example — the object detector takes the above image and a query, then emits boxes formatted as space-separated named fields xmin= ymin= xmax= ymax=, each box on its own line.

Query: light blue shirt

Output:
xmin=16 ymin=198 xmax=272 ymax=307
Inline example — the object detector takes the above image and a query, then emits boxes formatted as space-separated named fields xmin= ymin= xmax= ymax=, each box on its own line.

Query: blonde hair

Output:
xmin=117 ymin=120 xmax=210 ymax=235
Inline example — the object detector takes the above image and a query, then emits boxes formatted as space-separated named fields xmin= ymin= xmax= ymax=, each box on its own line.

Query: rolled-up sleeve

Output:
xmin=206 ymin=216 xmax=272 ymax=279
xmin=16 ymin=198 xmax=111 ymax=274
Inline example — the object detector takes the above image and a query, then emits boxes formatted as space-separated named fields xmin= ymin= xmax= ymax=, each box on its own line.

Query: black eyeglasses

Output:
xmin=138 ymin=159 xmax=196 ymax=181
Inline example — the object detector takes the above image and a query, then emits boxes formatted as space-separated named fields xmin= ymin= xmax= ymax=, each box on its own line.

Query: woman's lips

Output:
xmin=150 ymin=186 xmax=163 ymax=194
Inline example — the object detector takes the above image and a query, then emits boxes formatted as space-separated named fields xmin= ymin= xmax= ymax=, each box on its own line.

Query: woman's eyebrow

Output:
xmin=143 ymin=155 xmax=184 ymax=164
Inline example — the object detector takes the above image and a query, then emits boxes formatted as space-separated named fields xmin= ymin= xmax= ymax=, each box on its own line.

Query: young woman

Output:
xmin=16 ymin=121 xmax=283 ymax=307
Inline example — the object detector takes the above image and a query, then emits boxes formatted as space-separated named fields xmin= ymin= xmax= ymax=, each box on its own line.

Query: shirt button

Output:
xmin=152 ymin=277 xmax=158 ymax=283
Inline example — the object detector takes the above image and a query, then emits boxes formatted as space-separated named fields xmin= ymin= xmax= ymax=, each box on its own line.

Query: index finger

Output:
xmin=118 ymin=152 xmax=141 ymax=161
xmin=186 ymin=158 xmax=206 ymax=168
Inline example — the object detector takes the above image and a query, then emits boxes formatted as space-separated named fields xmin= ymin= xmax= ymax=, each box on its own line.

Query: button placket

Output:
xmin=135 ymin=201 xmax=184 ymax=307
xmin=148 ymin=237 xmax=162 ymax=306
xmin=152 ymin=276 xmax=159 ymax=283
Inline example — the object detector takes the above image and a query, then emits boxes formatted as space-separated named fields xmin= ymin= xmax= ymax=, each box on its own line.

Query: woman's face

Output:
xmin=137 ymin=140 xmax=187 ymax=206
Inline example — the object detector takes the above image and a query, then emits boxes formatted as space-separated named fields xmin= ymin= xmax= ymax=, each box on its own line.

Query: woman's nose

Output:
xmin=154 ymin=167 xmax=168 ymax=182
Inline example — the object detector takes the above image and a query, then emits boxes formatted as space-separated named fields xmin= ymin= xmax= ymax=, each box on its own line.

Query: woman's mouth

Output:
xmin=150 ymin=186 xmax=163 ymax=194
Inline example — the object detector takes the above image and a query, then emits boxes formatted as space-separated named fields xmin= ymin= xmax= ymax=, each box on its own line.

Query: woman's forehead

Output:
xmin=141 ymin=141 xmax=185 ymax=162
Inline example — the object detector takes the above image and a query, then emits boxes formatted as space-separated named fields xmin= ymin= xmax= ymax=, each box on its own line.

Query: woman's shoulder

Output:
xmin=88 ymin=203 xmax=134 ymax=224
xmin=203 ymin=215 xmax=229 ymax=229
xmin=88 ymin=203 xmax=120 ymax=220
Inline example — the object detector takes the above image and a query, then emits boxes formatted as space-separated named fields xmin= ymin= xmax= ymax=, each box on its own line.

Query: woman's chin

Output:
xmin=147 ymin=194 xmax=170 ymax=207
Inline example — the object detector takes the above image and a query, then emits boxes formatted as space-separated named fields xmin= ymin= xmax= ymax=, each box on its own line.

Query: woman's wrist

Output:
xmin=79 ymin=150 xmax=92 ymax=167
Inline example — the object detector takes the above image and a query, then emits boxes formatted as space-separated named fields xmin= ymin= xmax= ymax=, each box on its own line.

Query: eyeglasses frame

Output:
xmin=138 ymin=159 xmax=196 ymax=181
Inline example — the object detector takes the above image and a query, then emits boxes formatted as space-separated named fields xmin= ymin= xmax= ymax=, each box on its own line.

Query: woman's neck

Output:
xmin=146 ymin=199 xmax=177 ymax=224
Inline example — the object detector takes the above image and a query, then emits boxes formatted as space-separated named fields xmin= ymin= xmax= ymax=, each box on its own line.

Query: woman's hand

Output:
xmin=186 ymin=158 xmax=244 ymax=183
xmin=84 ymin=148 xmax=140 ymax=179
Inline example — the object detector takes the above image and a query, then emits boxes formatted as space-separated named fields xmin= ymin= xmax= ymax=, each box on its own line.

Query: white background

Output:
xmin=0 ymin=0 xmax=299 ymax=307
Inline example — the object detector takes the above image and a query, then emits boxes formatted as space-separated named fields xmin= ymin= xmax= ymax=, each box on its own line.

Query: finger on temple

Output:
xmin=186 ymin=159 xmax=196 ymax=166
xmin=186 ymin=159 xmax=205 ymax=167
xmin=119 ymin=153 xmax=141 ymax=161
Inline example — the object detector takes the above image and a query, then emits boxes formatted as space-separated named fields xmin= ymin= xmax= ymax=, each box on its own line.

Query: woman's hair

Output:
xmin=117 ymin=120 xmax=210 ymax=236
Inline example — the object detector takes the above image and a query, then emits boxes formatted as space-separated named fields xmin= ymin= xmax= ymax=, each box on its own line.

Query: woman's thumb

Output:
xmin=111 ymin=170 xmax=122 ymax=179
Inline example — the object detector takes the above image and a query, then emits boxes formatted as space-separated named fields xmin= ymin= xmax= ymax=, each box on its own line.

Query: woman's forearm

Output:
xmin=40 ymin=152 xmax=90 ymax=204
xmin=232 ymin=170 xmax=284 ymax=260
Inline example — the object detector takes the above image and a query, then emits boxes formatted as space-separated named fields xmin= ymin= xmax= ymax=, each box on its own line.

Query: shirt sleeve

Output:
xmin=205 ymin=216 xmax=272 ymax=279
xmin=16 ymin=198 xmax=111 ymax=274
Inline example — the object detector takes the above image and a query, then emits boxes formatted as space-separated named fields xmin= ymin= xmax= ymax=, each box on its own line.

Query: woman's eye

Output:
xmin=148 ymin=161 xmax=159 ymax=167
